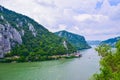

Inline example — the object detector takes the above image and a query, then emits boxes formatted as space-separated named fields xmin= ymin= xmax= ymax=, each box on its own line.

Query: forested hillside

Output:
xmin=0 ymin=6 xmax=76 ymax=62
xmin=55 ymin=30 xmax=91 ymax=50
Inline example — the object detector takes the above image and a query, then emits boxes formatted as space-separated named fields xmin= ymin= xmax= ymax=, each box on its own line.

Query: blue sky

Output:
xmin=0 ymin=0 xmax=120 ymax=40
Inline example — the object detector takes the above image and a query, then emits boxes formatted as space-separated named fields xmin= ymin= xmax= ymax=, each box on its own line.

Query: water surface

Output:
xmin=0 ymin=47 xmax=100 ymax=80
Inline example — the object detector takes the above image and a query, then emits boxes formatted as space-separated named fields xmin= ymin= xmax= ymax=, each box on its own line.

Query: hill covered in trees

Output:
xmin=101 ymin=36 xmax=120 ymax=47
xmin=55 ymin=30 xmax=91 ymax=50
xmin=0 ymin=6 xmax=76 ymax=62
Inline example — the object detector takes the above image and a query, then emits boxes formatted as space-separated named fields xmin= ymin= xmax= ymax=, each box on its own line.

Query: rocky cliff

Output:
xmin=0 ymin=6 xmax=76 ymax=58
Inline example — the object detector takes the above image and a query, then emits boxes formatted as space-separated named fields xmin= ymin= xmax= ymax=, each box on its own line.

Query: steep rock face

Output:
xmin=0 ymin=6 xmax=76 ymax=58
xmin=55 ymin=30 xmax=91 ymax=50
xmin=63 ymin=41 xmax=68 ymax=50
xmin=28 ymin=23 xmax=36 ymax=37
xmin=0 ymin=23 xmax=22 ymax=58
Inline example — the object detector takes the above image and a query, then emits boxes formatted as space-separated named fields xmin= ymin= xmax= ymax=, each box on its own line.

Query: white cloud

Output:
xmin=74 ymin=26 xmax=79 ymax=31
xmin=0 ymin=0 xmax=120 ymax=40
xmin=58 ymin=24 xmax=67 ymax=31
xmin=73 ymin=14 xmax=109 ymax=22
xmin=74 ymin=14 xmax=92 ymax=22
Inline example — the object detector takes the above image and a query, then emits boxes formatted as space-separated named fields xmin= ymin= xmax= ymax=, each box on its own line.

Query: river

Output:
xmin=0 ymin=47 xmax=100 ymax=80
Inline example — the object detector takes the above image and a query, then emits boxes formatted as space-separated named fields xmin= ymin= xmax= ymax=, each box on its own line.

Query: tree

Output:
xmin=92 ymin=41 xmax=120 ymax=80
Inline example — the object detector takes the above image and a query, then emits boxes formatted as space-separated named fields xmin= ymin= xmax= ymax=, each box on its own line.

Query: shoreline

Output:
xmin=0 ymin=53 xmax=82 ymax=63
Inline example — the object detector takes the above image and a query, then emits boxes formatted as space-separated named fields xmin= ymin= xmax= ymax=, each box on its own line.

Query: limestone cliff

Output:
xmin=0 ymin=22 xmax=22 ymax=58
xmin=0 ymin=5 xmax=76 ymax=58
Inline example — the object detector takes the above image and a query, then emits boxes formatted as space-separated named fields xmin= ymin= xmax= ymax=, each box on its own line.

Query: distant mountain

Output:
xmin=87 ymin=40 xmax=101 ymax=45
xmin=55 ymin=30 xmax=91 ymax=50
xmin=101 ymin=36 xmax=120 ymax=47
xmin=0 ymin=5 xmax=76 ymax=60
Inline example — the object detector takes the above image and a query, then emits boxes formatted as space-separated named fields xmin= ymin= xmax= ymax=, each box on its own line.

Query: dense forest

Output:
xmin=55 ymin=30 xmax=91 ymax=50
xmin=91 ymin=41 xmax=120 ymax=80
xmin=0 ymin=6 xmax=76 ymax=62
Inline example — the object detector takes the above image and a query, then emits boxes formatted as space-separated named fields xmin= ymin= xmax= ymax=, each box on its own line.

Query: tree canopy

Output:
xmin=92 ymin=41 xmax=120 ymax=80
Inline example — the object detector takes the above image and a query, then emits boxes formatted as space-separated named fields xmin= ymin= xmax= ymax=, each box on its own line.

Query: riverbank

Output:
xmin=0 ymin=48 xmax=100 ymax=80
xmin=0 ymin=53 xmax=82 ymax=63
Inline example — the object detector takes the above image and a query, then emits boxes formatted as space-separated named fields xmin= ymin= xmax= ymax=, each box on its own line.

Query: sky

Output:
xmin=0 ymin=0 xmax=120 ymax=40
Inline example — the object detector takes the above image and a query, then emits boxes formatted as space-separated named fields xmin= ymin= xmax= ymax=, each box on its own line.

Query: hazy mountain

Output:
xmin=0 ymin=6 xmax=76 ymax=59
xmin=101 ymin=36 xmax=120 ymax=47
xmin=55 ymin=30 xmax=91 ymax=50
xmin=87 ymin=40 xmax=101 ymax=45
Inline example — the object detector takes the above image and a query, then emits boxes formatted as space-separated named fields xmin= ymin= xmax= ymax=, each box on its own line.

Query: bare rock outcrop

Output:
xmin=0 ymin=24 xmax=22 ymax=58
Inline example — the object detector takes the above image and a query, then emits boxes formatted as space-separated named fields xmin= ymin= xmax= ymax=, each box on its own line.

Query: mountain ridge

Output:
xmin=101 ymin=36 xmax=120 ymax=47
xmin=55 ymin=30 xmax=91 ymax=50
xmin=0 ymin=5 xmax=76 ymax=61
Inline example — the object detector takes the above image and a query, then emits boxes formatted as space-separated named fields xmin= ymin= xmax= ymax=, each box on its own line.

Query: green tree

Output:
xmin=92 ymin=41 xmax=120 ymax=80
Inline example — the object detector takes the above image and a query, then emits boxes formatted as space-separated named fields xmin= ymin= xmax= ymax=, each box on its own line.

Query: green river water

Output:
xmin=0 ymin=47 xmax=100 ymax=80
